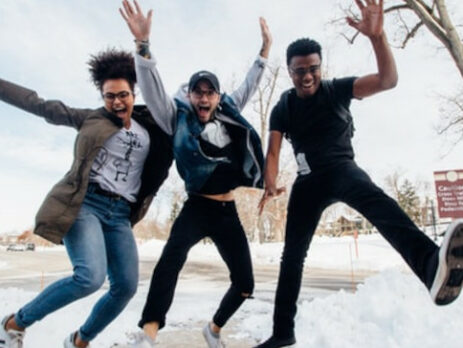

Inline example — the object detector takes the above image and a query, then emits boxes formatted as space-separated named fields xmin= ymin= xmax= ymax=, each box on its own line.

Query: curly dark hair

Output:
xmin=87 ymin=48 xmax=136 ymax=92
xmin=286 ymin=38 xmax=322 ymax=66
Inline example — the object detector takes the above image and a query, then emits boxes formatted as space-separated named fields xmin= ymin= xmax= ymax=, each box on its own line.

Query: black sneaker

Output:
xmin=430 ymin=219 xmax=463 ymax=305
xmin=254 ymin=335 xmax=296 ymax=348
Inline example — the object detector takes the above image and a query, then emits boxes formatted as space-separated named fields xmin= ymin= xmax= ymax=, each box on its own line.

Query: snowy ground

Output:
xmin=137 ymin=234 xmax=412 ymax=272
xmin=1 ymin=234 xmax=463 ymax=347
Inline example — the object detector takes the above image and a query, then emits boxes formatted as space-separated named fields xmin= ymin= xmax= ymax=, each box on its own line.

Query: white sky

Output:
xmin=0 ymin=0 xmax=462 ymax=233
xmin=1 ymin=235 xmax=463 ymax=347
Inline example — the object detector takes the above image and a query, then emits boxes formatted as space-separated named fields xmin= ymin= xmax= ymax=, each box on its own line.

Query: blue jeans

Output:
xmin=15 ymin=189 xmax=139 ymax=341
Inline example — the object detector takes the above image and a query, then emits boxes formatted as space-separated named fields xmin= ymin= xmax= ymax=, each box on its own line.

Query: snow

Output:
xmin=1 ymin=234 xmax=463 ymax=348
xmin=139 ymin=234 xmax=411 ymax=272
xmin=244 ymin=270 xmax=463 ymax=348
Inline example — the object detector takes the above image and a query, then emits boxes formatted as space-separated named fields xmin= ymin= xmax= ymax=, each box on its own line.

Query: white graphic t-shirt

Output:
xmin=200 ymin=119 xmax=232 ymax=148
xmin=89 ymin=119 xmax=150 ymax=202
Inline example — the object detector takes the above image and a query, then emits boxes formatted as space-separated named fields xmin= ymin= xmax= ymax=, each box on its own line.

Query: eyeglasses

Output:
xmin=191 ymin=89 xmax=218 ymax=99
xmin=102 ymin=91 xmax=133 ymax=101
xmin=289 ymin=65 xmax=321 ymax=77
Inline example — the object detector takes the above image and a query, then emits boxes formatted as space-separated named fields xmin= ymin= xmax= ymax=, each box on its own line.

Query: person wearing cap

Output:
xmin=119 ymin=1 xmax=271 ymax=347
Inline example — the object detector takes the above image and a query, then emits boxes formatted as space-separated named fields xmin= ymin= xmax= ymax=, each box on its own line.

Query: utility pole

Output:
xmin=430 ymin=200 xmax=437 ymax=241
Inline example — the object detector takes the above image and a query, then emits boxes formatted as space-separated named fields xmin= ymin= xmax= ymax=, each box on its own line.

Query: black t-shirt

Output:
xmin=270 ymin=77 xmax=357 ymax=174
xmin=196 ymin=136 xmax=242 ymax=195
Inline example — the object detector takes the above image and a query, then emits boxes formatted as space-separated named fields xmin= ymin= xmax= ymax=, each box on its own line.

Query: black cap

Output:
xmin=188 ymin=70 xmax=220 ymax=93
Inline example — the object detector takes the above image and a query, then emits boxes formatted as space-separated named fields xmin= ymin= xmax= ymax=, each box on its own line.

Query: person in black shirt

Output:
xmin=256 ymin=0 xmax=463 ymax=347
xmin=270 ymin=76 xmax=357 ymax=172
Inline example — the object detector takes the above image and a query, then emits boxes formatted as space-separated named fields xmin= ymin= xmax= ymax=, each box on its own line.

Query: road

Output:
xmin=0 ymin=248 xmax=375 ymax=347
xmin=0 ymin=249 xmax=373 ymax=294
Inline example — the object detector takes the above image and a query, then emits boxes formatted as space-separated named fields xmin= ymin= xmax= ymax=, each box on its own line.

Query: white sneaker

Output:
xmin=0 ymin=314 xmax=25 ymax=348
xmin=63 ymin=332 xmax=78 ymax=348
xmin=202 ymin=323 xmax=225 ymax=348
xmin=430 ymin=219 xmax=463 ymax=305
xmin=111 ymin=332 xmax=155 ymax=348
xmin=63 ymin=332 xmax=91 ymax=348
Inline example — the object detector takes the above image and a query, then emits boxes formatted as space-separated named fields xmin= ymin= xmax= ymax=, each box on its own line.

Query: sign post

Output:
xmin=433 ymin=169 xmax=463 ymax=219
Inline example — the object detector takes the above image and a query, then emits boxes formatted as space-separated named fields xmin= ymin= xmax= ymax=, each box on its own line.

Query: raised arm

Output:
xmin=120 ymin=0 xmax=176 ymax=135
xmin=0 ymin=78 xmax=90 ymax=129
xmin=346 ymin=0 xmax=398 ymax=99
xmin=230 ymin=17 xmax=272 ymax=111
xmin=258 ymin=131 xmax=286 ymax=214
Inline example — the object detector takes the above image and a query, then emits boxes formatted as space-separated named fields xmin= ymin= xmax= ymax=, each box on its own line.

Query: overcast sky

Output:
xmin=0 ymin=0 xmax=462 ymax=234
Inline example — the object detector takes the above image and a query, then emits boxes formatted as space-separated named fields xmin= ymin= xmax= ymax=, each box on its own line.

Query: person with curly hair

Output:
xmin=0 ymin=49 xmax=173 ymax=348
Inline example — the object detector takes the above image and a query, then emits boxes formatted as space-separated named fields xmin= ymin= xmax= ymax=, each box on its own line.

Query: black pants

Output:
xmin=139 ymin=194 xmax=254 ymax=329
xmin=272 ymin=161 xmax=438 ymax=338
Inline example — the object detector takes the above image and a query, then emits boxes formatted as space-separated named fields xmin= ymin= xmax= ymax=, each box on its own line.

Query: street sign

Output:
xmin=434 ymin=169 xmax=463 ymax=218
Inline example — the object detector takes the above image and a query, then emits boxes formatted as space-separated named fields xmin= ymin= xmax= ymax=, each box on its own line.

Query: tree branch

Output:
xmin=263 ymin=66 xmax=280 ymax=119
xmin=414 ymin=0 xmax=435 ymax=14
xmin=403 ymin=0 xmax=449 ymax=49
xmin=401 ymin=20 xmax=424 ymax=48
xmin=437 ymin=116 xmax=463 ymax=134
xmin=435 ymin=0 xmax=463 ymax=77
xmin=385 ymin=4 xmax=411 ymax=13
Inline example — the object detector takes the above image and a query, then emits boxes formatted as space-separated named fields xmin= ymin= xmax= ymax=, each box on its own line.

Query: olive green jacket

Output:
xmin=0 ymin=78 xmax=173 ymax=244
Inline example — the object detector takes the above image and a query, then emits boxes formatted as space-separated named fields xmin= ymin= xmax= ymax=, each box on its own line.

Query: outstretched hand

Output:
xmin=119 ymin=0 xmax=153 ymax=41
xmin=258 ymin=186 xmax=286 ymax=215
xmin=259 ymin=17 xmax=272 ymax=58
xmin=346 ymin=0 xmax=384 ymax=39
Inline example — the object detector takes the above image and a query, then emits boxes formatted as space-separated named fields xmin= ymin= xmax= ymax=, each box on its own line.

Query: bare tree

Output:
xmin=384 ymin=169 xmax=432 ymax=226
xmin=234 ymin=187 xmax=262 ymax=242
xmin=384 ymin=169 xmax=404 ymax=199
xmin=234 ymin=170 xmax=294 ymax=243
xmin=134 ymin=216 xmax=169 ymax=241
xmin=229 ymin=58 xmax=292 ymax=243
xmin=401 ymin=0 xmax=463 ymax=77
xmin=251 ymin=59 xmax=285 ymax=151
xmin=436 ymin=88 xmax=463 ymax=151
xmin=257 ymin=192 xmax=288 ymax=242
xmin=336 ymin=1 xmax=463 ymax=147
xmin=339 ymin=0 xmax=463 ymax=77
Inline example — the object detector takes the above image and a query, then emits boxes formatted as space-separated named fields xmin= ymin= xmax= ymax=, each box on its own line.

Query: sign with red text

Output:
xmin=434 ymin=169 xmax=463 ymax=218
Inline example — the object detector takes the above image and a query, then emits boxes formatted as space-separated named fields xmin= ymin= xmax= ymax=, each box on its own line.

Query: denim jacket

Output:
xmin=173 ymin=94 xmax=264 ymax=192
xmin=134 ymin=53 xmax=267 ymax=193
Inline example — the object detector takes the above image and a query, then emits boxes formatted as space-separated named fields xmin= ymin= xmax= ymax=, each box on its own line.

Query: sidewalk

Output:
xmin=140 ymin=321 xmax=257 ymax=348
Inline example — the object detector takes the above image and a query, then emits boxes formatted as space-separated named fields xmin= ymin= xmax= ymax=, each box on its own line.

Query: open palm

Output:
xmin=347 ymin=0 xmax=384 ymax=38
xmin=120 ymin=0 xmax=152 ymax=41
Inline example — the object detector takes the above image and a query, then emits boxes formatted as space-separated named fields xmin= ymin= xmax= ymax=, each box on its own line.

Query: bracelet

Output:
xmin=134 ymin=39 xmax=150 ymax=45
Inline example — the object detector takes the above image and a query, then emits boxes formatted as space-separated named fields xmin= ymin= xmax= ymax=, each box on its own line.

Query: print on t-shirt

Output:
xmin=93 ymin=148 xmax=109 ymax=171
xmin=113 ymin=130 xmax=143 ymax=182
xmin=88 ymin=119 xmax=150 ymax=202
xmin=296 ymin=152 xmax=311 ymax=175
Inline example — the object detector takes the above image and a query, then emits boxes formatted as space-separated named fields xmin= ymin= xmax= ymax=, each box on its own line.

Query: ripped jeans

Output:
xmin=139 ymin=194 xmax=254 ymax=329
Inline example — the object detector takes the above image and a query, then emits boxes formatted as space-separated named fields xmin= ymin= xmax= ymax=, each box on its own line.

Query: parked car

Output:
xmin=6 ymin=243 xmax=26 ymax=251
xmin=26 ymin=243 xmax=36 ymax=251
